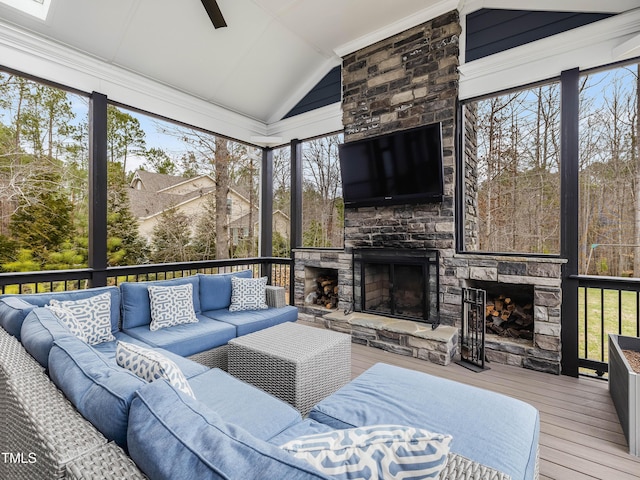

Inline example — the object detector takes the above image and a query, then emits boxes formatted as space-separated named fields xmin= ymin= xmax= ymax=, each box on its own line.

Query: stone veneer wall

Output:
xmin=294 ymin=9 xmax=564 ymax=373
xmin=341 ymin=10 xmax=461 ymax=325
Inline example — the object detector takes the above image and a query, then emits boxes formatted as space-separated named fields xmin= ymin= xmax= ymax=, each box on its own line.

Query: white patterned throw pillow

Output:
xmin=148 ymin=284 xmax=198 ymax=331
xmin=49 ymin=292 xmax=115 ymax=345
xmin=229 ymin=276 xmax=268 ymax=312
xmin=115 ymin=341 xmax=195 ymax=399
xmin=45 ymin=303 xmax=89 ymax=343
xmin=280 ymin=424 xmax=452 ymax=480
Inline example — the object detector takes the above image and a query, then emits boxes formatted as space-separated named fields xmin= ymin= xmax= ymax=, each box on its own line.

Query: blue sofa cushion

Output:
xmin=127 ymin=379 xmax=331 ymax=480
xmin=123 ymin=315 xmax=235 ymax=357
xmin=120 ymin=276 xmax=201 ymax=330
xmin=308 ymin=363 xmax=540 ymax=480
xmin=93 ymin=332 xmax=208 ymax=379
xmin=0 ymin=286 xmax=120 ymax=339
xmin=203 ymin=305 xmax=298 ymax=336
xmin=21 ymin=307 xmax=77 ymax=367
xmin=188 ymin=368 xmax=302 ymax=441
xmin=48 ymin=335 xmax=146 ymax=449
xmin=0 ymin=296 xmax=36 ymax=340
xmin=198 ymin=269 xmax=252 ymax=311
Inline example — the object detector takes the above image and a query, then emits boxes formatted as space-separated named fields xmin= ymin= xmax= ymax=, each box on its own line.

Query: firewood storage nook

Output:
xmin=459 ymin=255 xmax=565 ymax=374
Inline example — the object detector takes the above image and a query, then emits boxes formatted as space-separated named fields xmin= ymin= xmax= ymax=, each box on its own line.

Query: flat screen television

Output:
xmin=338 ymin=122 xmax=444 ymax=208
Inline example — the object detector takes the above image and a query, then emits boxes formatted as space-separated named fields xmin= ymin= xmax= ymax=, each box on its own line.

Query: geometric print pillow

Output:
xmin=148 ymin=284 xmax=198 ymax=331
xmin=229 ymin=276 xmax=268 ymax=312
xmin=48 ymin=292 xmax=115 ymax=345
xmin=280 ymin=424 xmax=452 ymax=480
xmin=45 ymin=303 xmax=89 ymax=343
xmin=115 ymin=341 xmax=195 ymax=399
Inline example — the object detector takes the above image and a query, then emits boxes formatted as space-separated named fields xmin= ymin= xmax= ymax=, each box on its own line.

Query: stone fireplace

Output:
xmin=354 ymin=248 xmax=439 ymax=324
xmin=292 ymin=10 xmax=565 ymax=374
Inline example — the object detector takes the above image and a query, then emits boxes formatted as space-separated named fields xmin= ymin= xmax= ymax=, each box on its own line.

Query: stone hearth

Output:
xmin=324 ymin=311 xmax=458 ymax=366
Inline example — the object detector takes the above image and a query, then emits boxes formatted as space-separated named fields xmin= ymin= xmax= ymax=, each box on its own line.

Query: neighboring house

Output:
xmin=128 ymin=170 xmax=289 ymax=247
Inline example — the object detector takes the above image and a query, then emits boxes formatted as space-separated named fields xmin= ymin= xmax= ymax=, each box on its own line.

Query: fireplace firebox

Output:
xmin=353 ymin=249 xmax=439 ymax=326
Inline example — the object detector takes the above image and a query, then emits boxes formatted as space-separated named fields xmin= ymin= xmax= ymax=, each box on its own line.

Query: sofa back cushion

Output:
xmin=0 ymin=286 xmax=120 ymax=340
xmin=120 ymin=276 xmax=201 ymax=330
xmin=20 ymin=307 xmax=76 ymax=367
xmin=198 ymin=269 xmax=252 ymax=311
xmin=127 ymin=379 xmax=331 ymax=480
xmin=48 ymin=335 xmax=146 ymax=449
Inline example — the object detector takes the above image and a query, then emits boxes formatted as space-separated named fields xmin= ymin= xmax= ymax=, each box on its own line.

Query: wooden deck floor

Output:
xmin=349 ymin=342 xmax=640 ymax=480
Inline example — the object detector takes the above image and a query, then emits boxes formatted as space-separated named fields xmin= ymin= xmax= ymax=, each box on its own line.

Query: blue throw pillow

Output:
xmin=280 ymin=424 xmax=452 ymax=480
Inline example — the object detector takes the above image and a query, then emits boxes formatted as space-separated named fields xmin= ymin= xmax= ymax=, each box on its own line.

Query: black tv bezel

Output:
xmin=338 ymin=122 xmax=444 ymax=208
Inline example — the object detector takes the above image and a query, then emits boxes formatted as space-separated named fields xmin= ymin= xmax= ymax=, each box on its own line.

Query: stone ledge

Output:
xmin=323 ymin=311 xmax=458 ymax=366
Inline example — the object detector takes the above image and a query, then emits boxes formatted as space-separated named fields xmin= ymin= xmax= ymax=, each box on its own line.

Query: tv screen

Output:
xmin=338 ymin=122 xmax=444 ymax=208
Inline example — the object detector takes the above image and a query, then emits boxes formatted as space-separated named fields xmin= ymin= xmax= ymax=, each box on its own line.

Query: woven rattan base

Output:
xmin=228 ymin=322 xmax=351 ymax=415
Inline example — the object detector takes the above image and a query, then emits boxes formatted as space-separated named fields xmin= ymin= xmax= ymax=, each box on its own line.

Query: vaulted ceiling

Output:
xmin=0 ymin=0 xmax=638 ymax=144
xmin=0 ymin=0 xmax=459 ymax=124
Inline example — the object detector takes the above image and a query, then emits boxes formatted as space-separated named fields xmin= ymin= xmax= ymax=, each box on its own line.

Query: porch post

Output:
xmin=89 ymin=92 xmax=108 ymax=287
xmin=260 ymin=147 xmax=274 ymax=281
xmin=560 ymin=68 xmax=580 ymax=377
xmin=290 ymin=139 xmax=303 ymax=250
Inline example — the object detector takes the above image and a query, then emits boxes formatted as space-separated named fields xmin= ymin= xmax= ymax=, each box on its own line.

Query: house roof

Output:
xmin=0 ymin=1 xmax=638 ymax=145
xmin=129 ymin=170 xmax=256 ymax=220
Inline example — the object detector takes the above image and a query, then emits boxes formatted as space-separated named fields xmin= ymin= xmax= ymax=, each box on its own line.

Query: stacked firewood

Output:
xmin=485 ymin=294 xmax=534 ymax=340
xmin=313 ymin=275 xmax=339 ymax=309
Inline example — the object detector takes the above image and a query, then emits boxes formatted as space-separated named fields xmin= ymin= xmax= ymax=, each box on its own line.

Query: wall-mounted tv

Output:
xmin=338 ymin=122 xmax=444 ymax=208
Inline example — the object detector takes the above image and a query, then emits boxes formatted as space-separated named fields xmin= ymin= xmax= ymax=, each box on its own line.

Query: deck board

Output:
xmin=346 ymin=340 xmax=640 ymax=479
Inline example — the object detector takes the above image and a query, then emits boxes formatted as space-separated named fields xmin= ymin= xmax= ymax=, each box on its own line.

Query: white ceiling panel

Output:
xmin=0 ymin=0 xmax=635 ymax=126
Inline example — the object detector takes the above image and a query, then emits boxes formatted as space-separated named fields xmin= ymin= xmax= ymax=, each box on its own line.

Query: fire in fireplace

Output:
xmin=354 ymin=249 xmax=439 ymax=325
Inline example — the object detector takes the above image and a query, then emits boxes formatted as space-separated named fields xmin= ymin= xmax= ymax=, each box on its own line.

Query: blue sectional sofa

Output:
xmin=0 ymin=270 xmax=540 ymax=480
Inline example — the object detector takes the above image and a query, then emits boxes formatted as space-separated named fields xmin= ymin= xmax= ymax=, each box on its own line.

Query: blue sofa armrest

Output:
xmin=0 ymin=297 xmax=37 ymax=340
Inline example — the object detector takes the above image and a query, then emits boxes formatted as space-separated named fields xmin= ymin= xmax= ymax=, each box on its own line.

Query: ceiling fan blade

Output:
xmin=201 ymin=0 xmax=227 ymax=29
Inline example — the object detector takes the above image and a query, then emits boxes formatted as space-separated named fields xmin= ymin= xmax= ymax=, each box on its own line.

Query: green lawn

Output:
xmin=578 ymin=287 xmax=639 ymax=366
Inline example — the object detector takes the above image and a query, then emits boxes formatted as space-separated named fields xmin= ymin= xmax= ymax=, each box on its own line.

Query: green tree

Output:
xmin=9 ymin=170 xmax=73 ymax=265
xmin=106 ymin=163 xmax=149 ymax=266
xmin=107 ymin=105 xmax=146 ymax=178
xmin=143 ymin=147 xmax=177 ymax=175
xmin=191 ymin=195 xmax=216 ymax=260
xmin=150 ymin=208 xmax=194 ymax=263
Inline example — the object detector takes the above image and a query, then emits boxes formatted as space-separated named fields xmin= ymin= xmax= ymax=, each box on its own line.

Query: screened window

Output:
xmin=579 ymin=62 xmax=640 ymax=276
xmin=272 ymin=145 xmax=291 ymax=257
xmin=0 ymin=71 xmax=89 ymax=273
xmin=462 ymin=82 xmax=561 ymax=254
xmin=105 ymin=104 xmax=261 ymax=264
xmin=301 ymin=133 xmax=344 ymax=248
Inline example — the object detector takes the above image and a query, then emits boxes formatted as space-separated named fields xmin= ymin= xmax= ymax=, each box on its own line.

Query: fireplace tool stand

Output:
xmin=457 ymin=287 xmax=489 ymax=372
